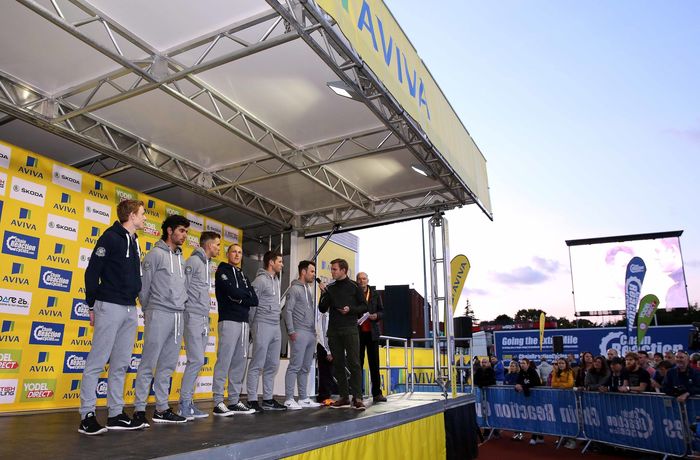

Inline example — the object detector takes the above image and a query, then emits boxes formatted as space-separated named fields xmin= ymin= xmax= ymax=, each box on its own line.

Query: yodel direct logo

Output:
xmin=21 ymin=379 xmax=56 ymax=401
xmin=28 ymin=322 xmax=64 ymax=346
xmin=38 ymin=266 xmax=72 ymax=292
xmin=2 ymin=231 xmax=40 ymax=259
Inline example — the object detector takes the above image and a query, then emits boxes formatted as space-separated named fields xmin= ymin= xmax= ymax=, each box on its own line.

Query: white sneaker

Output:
xmin=299 ymin=398 xmax=322 ymax=408
xmin=284 ymin=399 xmax=302 ymax=410
xmin=529 ymin=439 xmax=537 ymax=446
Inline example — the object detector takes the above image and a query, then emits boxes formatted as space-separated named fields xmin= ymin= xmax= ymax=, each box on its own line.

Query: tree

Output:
xmin=514 ymin=308 xmax=546 ymax=323
xmin=557 ymin=317 xmax=574 ymax=328
xmin=493 ymin=314 xmax=514 ymax=325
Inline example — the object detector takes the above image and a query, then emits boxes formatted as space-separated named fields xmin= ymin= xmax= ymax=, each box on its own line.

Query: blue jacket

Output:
xmin=215 ymin=262 xmax=258 ymax=323
xmin=493 ymin=361 xmax=505 ymax=382
xmin=662 ymin=366 xmax=700 ymax=396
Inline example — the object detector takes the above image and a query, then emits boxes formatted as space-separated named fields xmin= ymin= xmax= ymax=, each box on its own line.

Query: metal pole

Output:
xmin=441 ymin=218 xmax=454 ymax=386
xmin=428 ymin=214 xmax=442 ymax=387
xmin=421 ymin=218 xmax=430 ymax=348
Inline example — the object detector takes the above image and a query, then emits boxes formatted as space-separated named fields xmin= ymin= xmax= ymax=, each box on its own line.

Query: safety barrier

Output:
xmin=477 ymin=386 xmax=691 ymax=458
xmin=683 ymin=396 xmax=700 ymax=456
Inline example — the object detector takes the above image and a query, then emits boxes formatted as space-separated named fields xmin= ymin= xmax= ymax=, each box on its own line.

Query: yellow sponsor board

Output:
xmin=0 ymin=140 xmax=239 ymax=413
xmin=314 ymin=0 xmax=491 ymax=214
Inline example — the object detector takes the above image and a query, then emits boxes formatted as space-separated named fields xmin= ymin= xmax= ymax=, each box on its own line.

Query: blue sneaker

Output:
xmin=189 ymin=403 xmax=209 ymax=418
xmin=178 ymin=401 xmax=195 ymax=421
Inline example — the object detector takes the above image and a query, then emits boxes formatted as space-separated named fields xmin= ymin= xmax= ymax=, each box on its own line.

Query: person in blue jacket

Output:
xmin=490 ymin=356 xmax=505 ymax=384
xmin=663 ymin=350 xmax=700 ymax=402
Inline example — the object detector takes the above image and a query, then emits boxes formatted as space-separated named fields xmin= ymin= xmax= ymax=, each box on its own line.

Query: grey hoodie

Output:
xmin=250 ymin=268 xmax=281 ymax=325
xmin=283 ymin=279 xmax=315 ymax=334
xmin=139 ymin=239 xmax=187 ymax=313
xmin=184 ymin=247 xmax=212 ymax=317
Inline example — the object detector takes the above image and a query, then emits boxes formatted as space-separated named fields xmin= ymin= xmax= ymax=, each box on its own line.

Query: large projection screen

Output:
xmin=567 ymin=231 xmax=689 ymax=312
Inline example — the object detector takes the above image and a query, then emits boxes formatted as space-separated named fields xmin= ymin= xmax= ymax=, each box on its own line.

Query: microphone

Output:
xmin=315 ymin=278 xmax=322 ymax=284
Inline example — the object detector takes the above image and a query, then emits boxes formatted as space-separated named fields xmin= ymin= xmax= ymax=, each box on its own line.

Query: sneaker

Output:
xmin=106 ymin=412 xmax=143 ymax=431
xmin=213 ymin=402 xmax=234 ymax=417
xmin=78 ymin=412 xmax=107 ymax=436
xmin=132 ymin=411 xmax=150 ymax=428
xmin=330 ymin=397 xmax=351 ymax=409
xmin=564 ymin=439 xmax=577 ymax=449
xmin=152 ymin=408 xmax=188 ymax=424
xmin=529 ymin=439 xmax=537 ymax=446
xmin=247 ymin=401 xmax=264 ymax=413
xmin=189 ymin=404 xmax=209 ymax=419
xmin=227 ymin=401 xmax=256 ymax=414
xmin=321 ymin=398 xmax=334 ymax=407
xmin=178 ymin=401 xmax=195 ymax=421
xmin=299 ymin=398 xmax=321 ymax=408
xmin=372 ymin=394 xmax=387 ymax=403
xmin=262 ymin=399 xmax=287 ymax=411
xmin=352 ymin=398 xmax=366 ymax=411
xmin=284 ymin=399 xmax=302 ymax=410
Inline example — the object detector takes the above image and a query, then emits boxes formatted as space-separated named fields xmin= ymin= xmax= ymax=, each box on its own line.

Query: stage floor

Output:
xmin=0 ymin=393 xmax=475 ymax=459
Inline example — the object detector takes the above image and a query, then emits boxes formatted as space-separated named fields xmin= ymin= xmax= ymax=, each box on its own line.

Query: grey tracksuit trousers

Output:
xmin=284 ymin=330 xmax=316 ymax=400
xmin=134 ymin=309 xmax=184 ymax=411
xmin=180 ymin=312 xmax=209 ymax=403
xmin=246 ymin=322 xmax=281 ymax=401
xmin=212 ymin=320 xmax=247 ymax=404
xmin=79 ymin=300 xmax=138 ymax=418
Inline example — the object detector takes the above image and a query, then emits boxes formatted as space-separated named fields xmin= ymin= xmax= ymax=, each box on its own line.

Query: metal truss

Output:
xmin=18 ymin=0 xmax=378 ymax=218
xmin=0 ymin=71 xmax=296 ymax=227
xmin=267 ymin=0 xmax=481 ymax=209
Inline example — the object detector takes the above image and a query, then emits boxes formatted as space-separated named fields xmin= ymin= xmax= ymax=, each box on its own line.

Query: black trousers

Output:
xmin=359 ymin=330 xmax=382 ymax=397
xmin=316 ymin=344 xmax=336 ymax=401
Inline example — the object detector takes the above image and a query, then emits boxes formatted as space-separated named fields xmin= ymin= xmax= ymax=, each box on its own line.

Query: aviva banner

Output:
xmin=313 ymin=0 xmax=491 ymax=215
xmin=0 ymin=140 xmax=242 ymax=413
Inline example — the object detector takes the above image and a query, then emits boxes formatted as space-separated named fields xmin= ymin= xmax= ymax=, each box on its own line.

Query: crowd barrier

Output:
xmin=476 ymin=386 xmax=696 ymax=458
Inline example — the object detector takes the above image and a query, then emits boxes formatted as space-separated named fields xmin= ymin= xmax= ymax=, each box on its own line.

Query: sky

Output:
xmin=354 ymin=1 xmax=700 ymax=322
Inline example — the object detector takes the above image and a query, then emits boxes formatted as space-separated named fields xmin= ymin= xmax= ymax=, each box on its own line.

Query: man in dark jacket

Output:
xmin=319 ymin=258 xmax=368 ymax=410
xmin=356 ymin=272 xmax=386 ymax=402
xmin=663 ymin=350 xmax=700 ymax=402
xmin=211 ymin=244 xmax=258 ymax=416
xmin=79 ymin=199 xmax=146 ymax=435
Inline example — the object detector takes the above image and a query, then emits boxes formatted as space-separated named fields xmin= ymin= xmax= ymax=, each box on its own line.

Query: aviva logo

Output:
xmin=53 ymin=192 xmax=77 ymax=215
xmin=1 ymin=321 xmax=14 ymax=333
xmin=18 ymin=156 xmax=43 ymax=179
xmin=63 ymin=379 xmax=81 ymax=399
xmin=4 ymin=263 xmax=29 ymax=285
xmin=30 ymin=351 xmax=54 ymax=373
xmin=71 ymin=326 xmax=91 ymax=347
xmin=0 ymin=321 xmax=19 ymax=343
xmin=39 ymin=295 xmax=63 ymax=318
xmin=11 ymin=208 xmax=36 ymax=231
xmin=46 ymin=242 xmax=70 ymax=265
xmin=84 ymin=226 xmax=100 ymax=245
xmin=89 ymin=179 xmax=108 ymax=200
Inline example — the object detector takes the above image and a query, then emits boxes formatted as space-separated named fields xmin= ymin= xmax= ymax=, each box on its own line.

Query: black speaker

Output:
xmin=552 ymin=335 xmax=564 ymax=353
xmin=382 ymin=285 xmax=412 ymax=339
xmin=689 ymin=331 xmax=700 ymax=350
xmin=454 ymin=317 xmax=473 ymax=345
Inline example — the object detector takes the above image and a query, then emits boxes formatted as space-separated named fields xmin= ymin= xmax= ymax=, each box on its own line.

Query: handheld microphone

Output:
xmin=315 ymin=278 xmax=322 ymax=284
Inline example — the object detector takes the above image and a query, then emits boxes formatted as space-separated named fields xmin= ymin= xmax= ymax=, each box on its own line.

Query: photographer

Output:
xmin=663 ymin=350 xmax=700 ymax=402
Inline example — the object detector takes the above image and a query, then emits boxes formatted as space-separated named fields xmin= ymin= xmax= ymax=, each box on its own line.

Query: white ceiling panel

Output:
xmin=246 ymin=173 xmax=348 ymax=213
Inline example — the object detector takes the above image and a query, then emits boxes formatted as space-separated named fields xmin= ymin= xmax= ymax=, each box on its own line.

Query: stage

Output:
xmin=0 ymin=393 xmax=478 ymax=459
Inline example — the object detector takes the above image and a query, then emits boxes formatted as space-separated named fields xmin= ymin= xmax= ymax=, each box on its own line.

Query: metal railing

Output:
xmin=378 ymin=335 xmax=409 ymax=395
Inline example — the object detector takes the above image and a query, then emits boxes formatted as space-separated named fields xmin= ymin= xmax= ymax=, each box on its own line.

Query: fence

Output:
xmin=476 ymin=386 xmax=697 ymax=458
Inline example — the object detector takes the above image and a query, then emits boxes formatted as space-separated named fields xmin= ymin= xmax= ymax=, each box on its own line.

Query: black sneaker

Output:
xmin=247 ymin=401 xmax=264 ymax=413
xmin=132 ymin=411 xmax=150 ymax=428
xmin=227 ymin=401 xmax=256 ymax=414
xmin=213 ymin=402 xmax=234 ymax=417
xmin=78 ymin=412 xmax=107 ymax=436
xmin=262 ymin=399 xmax=287 ymax=411
xmin=106 ymin=412 xmax=144 ymax=431
xmin=152 ymin=408 xmax=188 ymax=424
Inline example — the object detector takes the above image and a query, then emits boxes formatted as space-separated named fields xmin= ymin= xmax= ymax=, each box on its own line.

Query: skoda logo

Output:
xmin=86 ymin=206 xmax=91 ymax=212
xmin=54 ymin=171 xmax=60 ymax=178
xmin=12 ymin=185 xmax=19 ymax=192
xmin=48 ymin=221 xmax=55 ymax=228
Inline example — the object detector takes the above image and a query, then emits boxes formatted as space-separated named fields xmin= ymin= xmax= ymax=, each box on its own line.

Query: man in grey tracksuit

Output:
xmin=179 ymin=231 xmax=221 ymax=420
xmin=246 ymin=250 xmax=286 ymax=411
xmin=283 ymin=261 xmax=322 ymax=409
xmin=133 ymin=214 xmax=190 ymax=425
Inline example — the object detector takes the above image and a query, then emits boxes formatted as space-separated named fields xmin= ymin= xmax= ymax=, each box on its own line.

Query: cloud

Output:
xmin=492 ymin=266 xmax=549 ymax=285
xmin=686 ymin=259 xmax=700 ymax=268
xmin=464 ymin=288 xmax=489 ymax=296
xmin=668 ymin=127 xmax=700 ymax=144
xmin=533 ymin=256 xmax=560 ymax=273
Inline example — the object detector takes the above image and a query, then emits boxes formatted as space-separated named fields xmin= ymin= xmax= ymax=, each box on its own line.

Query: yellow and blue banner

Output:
xmin=450 ymin=254 xmax=470 ymax=314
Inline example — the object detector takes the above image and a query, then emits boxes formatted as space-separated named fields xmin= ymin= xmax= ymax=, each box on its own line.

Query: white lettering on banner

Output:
xmin=206 ymin=335 xmax=216 ymax=354
xmin=52 ymin=164 xmax=82 ymax=192
xmin=137 ymin=307 xmax=144 ymax=327
xmin=9 ymin=176 xmax=46 ymax=206
xmin=630 ymin=264 xmax=645 ymax=274
xmin=224 ymin=225 xmax=239 ymax=243
xmin=0 ymin=144 xmax=10 ymax=169
xmin=0 ymin=171 xmax=6 ymax=196
xmin=33 ymin=325 xmax=61 ymax=342
xmin=65 ymin=354 xmax=86 ymax=371
xmin=194 ymin=376 xmax=213 ymax=394
xmin=0 ymin=288 xmax=32 ymax=315
xmin=605 ymin=408 xmax=653 ymax=439
xmin=582 ymin=406 xmax=601 ymax=427
xmin=205 ymin=220 xmax=222 ymax=235
xmin=176 ymin=355 xmax=187 ymax=373
xmin=186 ymin=213 xmax=204 ymax=232
xmin=0 ymin=379 xmax=18 ymax=404
xmin=598 ymin=331 xmax=684 ymax=356
xmin=84 ymin=199 xmax=111 ymax=224
xmin=95 ymin=380 xmax=108 ymax=397
xmin=78 ymin=247 xmax=92 ymax=270
xmin=45 ymin=213 xmax=79 ymax=241
xmin=493 ymin=401 xmax=557 ymax=422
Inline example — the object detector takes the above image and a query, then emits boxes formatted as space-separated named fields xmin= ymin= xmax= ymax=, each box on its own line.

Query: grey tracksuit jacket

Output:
xmin=283 ymin=279 xmax=315 ymax=334
xmin=250 ymin=268 xmax=281 ymax=325
xmin=184 ymin=247 xmax=211 ymax=317
xmin=140 ymin=239 xmax=187 ymax=312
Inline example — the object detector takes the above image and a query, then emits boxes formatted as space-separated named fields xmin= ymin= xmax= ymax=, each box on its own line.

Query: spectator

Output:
xmin=651 ymin=360 xmax=674 ymax=392
xmin=551 ymin=358 xmax=575 ymax=389
xmin=515 ymin=358 xmax=543 ymax=445
xmin=652 ymin=352 xmax=663 ymax=368
xmin=490 ymin=356 xmax=505 ymax=385
xmin=584 ymin=356 xmax=611 ymax=392
xmin=620 ymin=352 xmax=650 ymax=393
xmin=474 ymin=358 xmax=496 ymax=388
xmin=638 ymin=351 xmax=655 ymax=377
xmin=567 ymin=353 xmax=579 ymax=368
xmin=575 ymin=352 xmax=594 ymax=387
xmin=505 ymin=361 xmax=520 ymax=385
xmin=690 ymin=353 xmax=700 ymax=371
xmin=603 ymin=357 xmax=626 ymax=392
xmin=606 ymin=348 xmax=619 ymax=365
xmin=663 ymin=351 xmax=700 ymax=402
xmin=537 ymin=356 xmax=553 ymax=384
xmin=664 ymin=350 xmax=675 ymax=361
